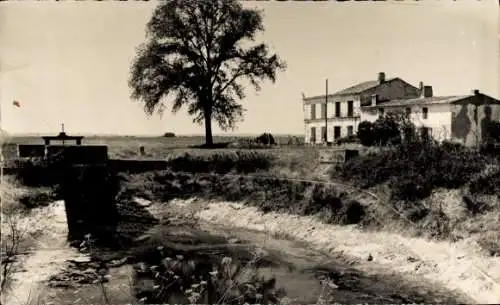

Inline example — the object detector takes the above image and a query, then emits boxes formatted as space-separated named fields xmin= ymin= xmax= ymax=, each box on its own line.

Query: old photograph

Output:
xmin=1 ymin=0 xmax=499 ymax=304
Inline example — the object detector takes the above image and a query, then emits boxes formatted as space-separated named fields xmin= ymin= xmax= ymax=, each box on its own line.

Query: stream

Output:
xmin=3 ymin=199 xmax=474 ymax=305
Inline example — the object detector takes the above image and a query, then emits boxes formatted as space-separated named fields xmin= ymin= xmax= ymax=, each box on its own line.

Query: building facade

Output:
xmin=362 ymin=89 xmax=500 ymax=147
xmin=302 ymin=72 xmax=420 ymax=144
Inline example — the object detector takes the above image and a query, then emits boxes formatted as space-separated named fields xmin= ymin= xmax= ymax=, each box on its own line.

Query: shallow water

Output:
xmin=4 ymin=199 xmax=473 ymax=305
xmin=129 ymin=222 xmax=472 ymax=304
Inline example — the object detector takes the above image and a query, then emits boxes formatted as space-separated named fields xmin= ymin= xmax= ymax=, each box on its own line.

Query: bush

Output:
xmin=357 ymin=121 xmax=374 ymax=146
xmin=335 ymin=135 xmax=359 ymax=145
xmin=14 ymin=158 xmax=55 ymax=187
xmin=373 ymin=113 xmax=402 ymax=145
xmin=487 ymin=121 xmax=500 ymax=142
xmin=358 ymin=114 xmax=418 ymax=147
xmin=337 ymin=140 xmax=490 ymax=201
xmin=133 ymin=249 xmax=285 ymax=304
xmin=120 ymin=171 xmax=366 ymax=226
xmin=166 ymin=151 xmax=274 ymax=174
xmin=255 ymin=133 xmax=276 ymax=145
xmin=441 ymin=140 xmax=466 ymax=153
xmin=163 ymin=132 xmax=176 ymax=137
xmin=18 ymin=189 xmax=58 ymax=210
xmin=469 ymin=167 xmax=500 ymax=195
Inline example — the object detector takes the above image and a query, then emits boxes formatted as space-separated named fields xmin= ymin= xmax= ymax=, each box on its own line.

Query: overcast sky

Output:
xmin=0 ymin=1 xmax=498 ymax=136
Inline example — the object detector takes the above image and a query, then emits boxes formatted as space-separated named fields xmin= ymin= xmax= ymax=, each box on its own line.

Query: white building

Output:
xmin=302 ymin=72 xmax=420 ymax=144
xmin=361 ymin=87 xmax=500 ymax=147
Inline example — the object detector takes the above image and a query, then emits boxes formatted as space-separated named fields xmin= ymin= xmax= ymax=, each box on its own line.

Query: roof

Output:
xmin=304 ymin=77 xmax=398 ymax=101
xmin=364 ymin=95 xmax=473 ymax=108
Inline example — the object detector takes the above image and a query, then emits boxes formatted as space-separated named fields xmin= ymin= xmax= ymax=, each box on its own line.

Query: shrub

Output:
xmin=357 ymin=121 xmax=374 ymax=146
xmin=163 ymin=132 xmax=176 ymax=137
xmin=335 ymin=135 xmax=359 ymax=145
xmin=133 ymin=249 xmax=285 ymax=304
xmin=121 ymin=170 xmax=367 ymax=227
xmin=441 ymin=140 xmax=466 ymax=153
xmin=358 ymin=114 xmax=419 ymax=147
xmin=487 ymin=121 xmax=500 ymax=142
xmin=18 ymin=189 xmax=58 ymax=210
xmin=255 ymin=133 xmax=276 ymax=145
xmin=166 ymin=151 xmax=274 ymax=174
xmin=373 ymin=113 xmax=404 ymax=145
xmin=469 ymin=167 xmax=500 ymax=195
xmin=14 ymin=158 xmax=55 ymax=187
xmin=337 ymin=140 xmax=490 ymax=201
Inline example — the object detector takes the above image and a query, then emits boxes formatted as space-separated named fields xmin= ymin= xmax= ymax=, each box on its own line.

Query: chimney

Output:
xmin=419 ymin=81 xmax=424 ymax=91
xmin=472 ymin=89 xmax=480 ymax=96
xmin=371 ymin=94 xmax=378 ymax=106
xmin=420 ymin=85 xmax=433 ymax=98
xmin=378 ymin=72 xmax=386 ymax=84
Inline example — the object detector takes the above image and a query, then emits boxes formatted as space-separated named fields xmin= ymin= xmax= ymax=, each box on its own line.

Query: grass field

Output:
xmin=2 ymin=134 xmax=310 ymax=160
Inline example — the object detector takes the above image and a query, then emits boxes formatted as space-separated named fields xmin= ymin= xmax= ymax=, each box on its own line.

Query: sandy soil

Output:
xmin=1 ymin=201 xmax=88 ymax=305
xmin=155 ymin=198 xmax=500 ymax=304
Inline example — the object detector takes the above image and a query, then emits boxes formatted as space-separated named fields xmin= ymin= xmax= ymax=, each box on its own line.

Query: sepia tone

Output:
xmin=1 ymin=1 xmax=499 ymax=305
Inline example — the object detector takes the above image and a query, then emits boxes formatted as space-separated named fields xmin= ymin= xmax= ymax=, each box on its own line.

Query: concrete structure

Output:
xmin=46 ymin=145 xmax=108 ymax=164
xmin=362 ymin=87 xmax=500 ymax=147
xmin=302 ymin=72 xmax=420 ymax=144
xmin=18 ymin=144 xmax=45 ymax=158
xmin=42 ymin=125 xmax=84 ymax=146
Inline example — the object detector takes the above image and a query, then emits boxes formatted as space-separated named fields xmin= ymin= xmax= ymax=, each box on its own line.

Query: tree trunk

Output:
xmin=204 ymin=111 xmax=213 ymax=147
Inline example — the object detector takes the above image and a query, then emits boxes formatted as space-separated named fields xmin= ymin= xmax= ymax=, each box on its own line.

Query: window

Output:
xmin=311 ymin=104 xmax=316 ymax=120
xmin=405 ymin=107 xmax=411 ymax=117
xmin=310 ymin=127 xmax=316 ymax=143
xmin=335 ymin=102 xmax=341 ymax=117
xmin=422 ymin=107 xmax=428 ymax=119
xmin=347 ymin=126 xmax=354 ymax=136
xmin=347 ymin=101 xmax=354 ymax=117
xmin=321 ymin=126 xmax=327 ymax=142
xmin=378 ymin=108 xmax=385 ymax=117
xmin=334 ymin=126 xmax=341 ymax=139
xmin=321 ymin=103 xmax=326 ymax=119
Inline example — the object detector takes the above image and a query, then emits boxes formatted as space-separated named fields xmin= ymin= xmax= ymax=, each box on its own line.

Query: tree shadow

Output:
xmin=480 ymin=105 xmax=493 ymax=145
xmin=451 ymin=104 xmax=471 ymax=143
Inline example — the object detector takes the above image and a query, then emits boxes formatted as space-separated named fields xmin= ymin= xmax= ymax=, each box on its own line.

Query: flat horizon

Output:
xmin=2 ymin=132 xmax=304 ymax=138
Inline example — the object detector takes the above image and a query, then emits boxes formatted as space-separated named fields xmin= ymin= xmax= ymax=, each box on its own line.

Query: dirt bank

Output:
xmin=1 ymin=201 xmax=88 ymax=305
xmin=148 ymin=198 xmax=500 ymax=304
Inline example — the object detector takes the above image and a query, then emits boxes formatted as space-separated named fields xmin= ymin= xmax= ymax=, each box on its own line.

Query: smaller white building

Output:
xmin=361 ymin=86 xmax=500 ymax=146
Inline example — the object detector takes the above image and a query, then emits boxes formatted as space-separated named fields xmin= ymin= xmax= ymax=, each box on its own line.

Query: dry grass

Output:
xmin=0 ymin=176 xmax=61 ymax=305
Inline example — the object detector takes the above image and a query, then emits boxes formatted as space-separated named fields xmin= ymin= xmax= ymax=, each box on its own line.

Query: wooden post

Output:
xmin=325 ymin=79 xmax=328 ymax=144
